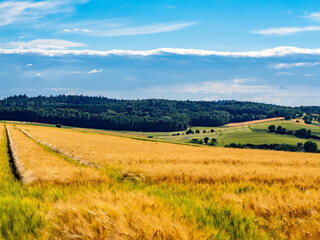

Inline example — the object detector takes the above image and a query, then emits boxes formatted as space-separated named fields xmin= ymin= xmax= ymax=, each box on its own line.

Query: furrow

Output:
xmin=5 ymin=125 xmax=34 ymax=183
xmin=16 ymin=126 xmax=101 ymax=169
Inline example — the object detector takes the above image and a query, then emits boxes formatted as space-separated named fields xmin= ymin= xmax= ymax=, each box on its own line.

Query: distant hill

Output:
xmin=0 ymin=95 xmax=318 ymax=131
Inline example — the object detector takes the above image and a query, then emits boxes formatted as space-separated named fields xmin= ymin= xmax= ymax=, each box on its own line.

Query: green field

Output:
xmin=152 ymin=120 xmax=320 ymax=147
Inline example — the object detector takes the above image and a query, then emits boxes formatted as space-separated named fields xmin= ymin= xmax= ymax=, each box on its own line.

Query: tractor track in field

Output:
xmin=15 ymin=126 xmax=101 ymax=169
xmin=5 ymin=125 xmax=34 ymax=183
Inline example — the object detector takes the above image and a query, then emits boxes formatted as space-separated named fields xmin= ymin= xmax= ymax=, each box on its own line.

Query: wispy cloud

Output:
xmin=0 ymin=0 xmax=88 ymax=26
xmin=304 ymin=12 xmax=320 ymax=21
xmin=253 ymin=26 xmax=320 ymax=36
xmin=275 ymin=72 xmax=295 ymax=76
xmin=1 ymin=39 xmax=86 ymax=49
xmin=88 ymin=69 xmax=103 ymax=74
xmin=165 ymin=81 xmax=276 ymax=95
xmin=273 ymin=62 xmax=320 ymax=69
xmin=63 ymin=22 xmax=197 ymax=37
xmin=71 ymin=69 xmax=103 ymax=74
xmin=1 ymin=46 xmax=320 ymax=57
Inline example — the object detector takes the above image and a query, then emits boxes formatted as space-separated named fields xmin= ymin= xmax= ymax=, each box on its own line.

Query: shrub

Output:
xmin=304 ymin=141 xmax=318 ymax=153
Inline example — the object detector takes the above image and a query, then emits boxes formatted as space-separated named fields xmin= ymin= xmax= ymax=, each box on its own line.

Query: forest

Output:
xmin=0 ymin=95 xmax=318 ymax=131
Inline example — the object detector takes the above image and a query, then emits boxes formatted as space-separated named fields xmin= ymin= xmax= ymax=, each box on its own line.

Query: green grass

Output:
xmin=251 ymin=120 xmax=320 ymax=136
xmin=0 ymin=127 xmax=44 ymax=240
xmin=152 ymin=121 xmax=320 ymax=147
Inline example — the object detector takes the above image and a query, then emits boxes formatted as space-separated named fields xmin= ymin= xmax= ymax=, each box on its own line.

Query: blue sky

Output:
xmin=1 ymin=0 xmax=320 ymax=106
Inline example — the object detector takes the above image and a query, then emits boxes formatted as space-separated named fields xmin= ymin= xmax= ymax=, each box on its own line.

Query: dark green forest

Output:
xmin=0 ymin=95 xmax=318 ymax=131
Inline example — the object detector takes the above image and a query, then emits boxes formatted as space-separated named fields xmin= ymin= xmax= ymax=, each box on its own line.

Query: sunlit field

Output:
xmin=2 ymin=123 xmax=320 ymax=239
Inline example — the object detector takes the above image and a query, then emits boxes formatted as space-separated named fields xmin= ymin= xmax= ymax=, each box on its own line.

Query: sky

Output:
xmin=1 ymin=0 xmax=320 ymax=106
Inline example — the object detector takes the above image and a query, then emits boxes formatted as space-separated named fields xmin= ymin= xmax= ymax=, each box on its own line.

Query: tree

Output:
xmin=297 ymin=142 xmax=303 ymax=150
xmin=304 ymin=141 xmax=318 ymax=153
xmin=195 ymin=129 xmax=200 ymax=134
xmin=295 ymin=128 xmax=307 ymax=137
xmin=210 ymin=129 xmax=214 ymax=133
xmin=276 ymin=126 xmax=283 ymax=133
xmin=203 ymin=130 xmax=206 ymax=133
xmin=285 ymin=114 xmax=292 ymax=120
xmin=268 ymin=125 xmax=276 ymax=132
xmin=203 ymin=137 xmax=209 ymax=144
xmin=209 ymin=138 xmax=217 ymax=146
xmin=56 ymin=123 xmax=61 ymax=128
xmin=186 ymin=129 xmax=194 ymax=135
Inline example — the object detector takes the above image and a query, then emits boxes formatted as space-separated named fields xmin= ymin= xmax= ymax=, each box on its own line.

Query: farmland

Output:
xmin=1 ymin=122 xmax=320 ymax=239
xmin=113 ymin=119 xmax=320 ymax=149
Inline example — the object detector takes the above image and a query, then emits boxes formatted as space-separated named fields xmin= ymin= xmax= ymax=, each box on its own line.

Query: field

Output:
xmin=1 ymin=123 xmax=320 ymax=239
xmin=149 ymin=119 xmax=320 ymax=147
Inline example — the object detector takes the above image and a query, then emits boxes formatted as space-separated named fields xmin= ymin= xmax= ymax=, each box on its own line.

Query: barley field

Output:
xmin=1 ymin=123 xmax=320 ymax=239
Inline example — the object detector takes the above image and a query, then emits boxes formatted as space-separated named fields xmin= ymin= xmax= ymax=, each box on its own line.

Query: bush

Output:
xmin=190 ymin=138 xmax=199 ymax=143
xmin=268 ymin=125 xmax=275 ymax=132
xmin=208 ymin=138 xmax=217 ymax=146
xmin=56 ymin=124 xmax=62 ymax=128
xmin=304 ymin=141 xmax=318 ymax=153
xmin=186 ymin=129 xmax=194 ymax=135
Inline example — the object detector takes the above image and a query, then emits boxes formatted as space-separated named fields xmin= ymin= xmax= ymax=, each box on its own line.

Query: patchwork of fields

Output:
xmin=1 ymin=123 xmax=320 ymax=239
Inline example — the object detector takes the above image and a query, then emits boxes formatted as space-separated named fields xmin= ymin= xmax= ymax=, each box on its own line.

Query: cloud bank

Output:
xmin=1 ymin=46 xmax=320 ymax=57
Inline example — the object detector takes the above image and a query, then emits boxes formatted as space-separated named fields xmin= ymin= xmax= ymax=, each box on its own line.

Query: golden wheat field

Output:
xmin=2 ymin=123 xmax=320 ymax=239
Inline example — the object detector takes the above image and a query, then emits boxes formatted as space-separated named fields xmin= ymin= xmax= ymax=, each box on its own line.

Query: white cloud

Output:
xmin=64 ymin=22 xmax=197 ymax=37
xmin=253 ymin=26 xmax=320 ymax=36
xmin=276 ymin=72 xmax=295 ymax=76
xmin=0 ymin=0 xmax=88 ymax=26
xmin=26 ymin=63 xmax=33 ymax=66
xmin=305 ymin=12 xmax=320 ymax=21
xmin=36 ymin=73 xmax=41 ymax=76
xmin=178 ymin=82 xmax=276 ymax=94
xmin=305 ymin=73 xmax=316 ymax=77
xmin=1 ymin=46 xmax=320 ymax=57
xmin=149 ymin=80 xmax=277 ymax=95
xmin=2 ymin=39 xmax=86 ymax=49
xmin=88 ymin=69 xmax=103 ymax=74
xmin=73 ymin=69 xmax=103 ymax=74
xmin=273 ymin=62 xmax=320 ymax=69
xmin=232 ymin=78 xmax=251 ymax=83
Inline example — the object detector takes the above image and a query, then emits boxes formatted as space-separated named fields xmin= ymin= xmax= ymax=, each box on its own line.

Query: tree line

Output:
xmin=225 ymin=141 xmax=319 ymax=153
xmin=268 ymin=125 xmax=320 ymax=140
xmin=0 ymin=95 xmax=318 ymax=131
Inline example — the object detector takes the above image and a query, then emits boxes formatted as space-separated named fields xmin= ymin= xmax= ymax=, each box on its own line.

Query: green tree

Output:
xmin=304 ymin=141 xmax=318 ymax=153
xmin=203 ymin=137 xmax=209 ymax=144
xmin=284 ymin=114 xmax=292 ymax=120
xmin=268 ymin=125 xmax=275 ymax=132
